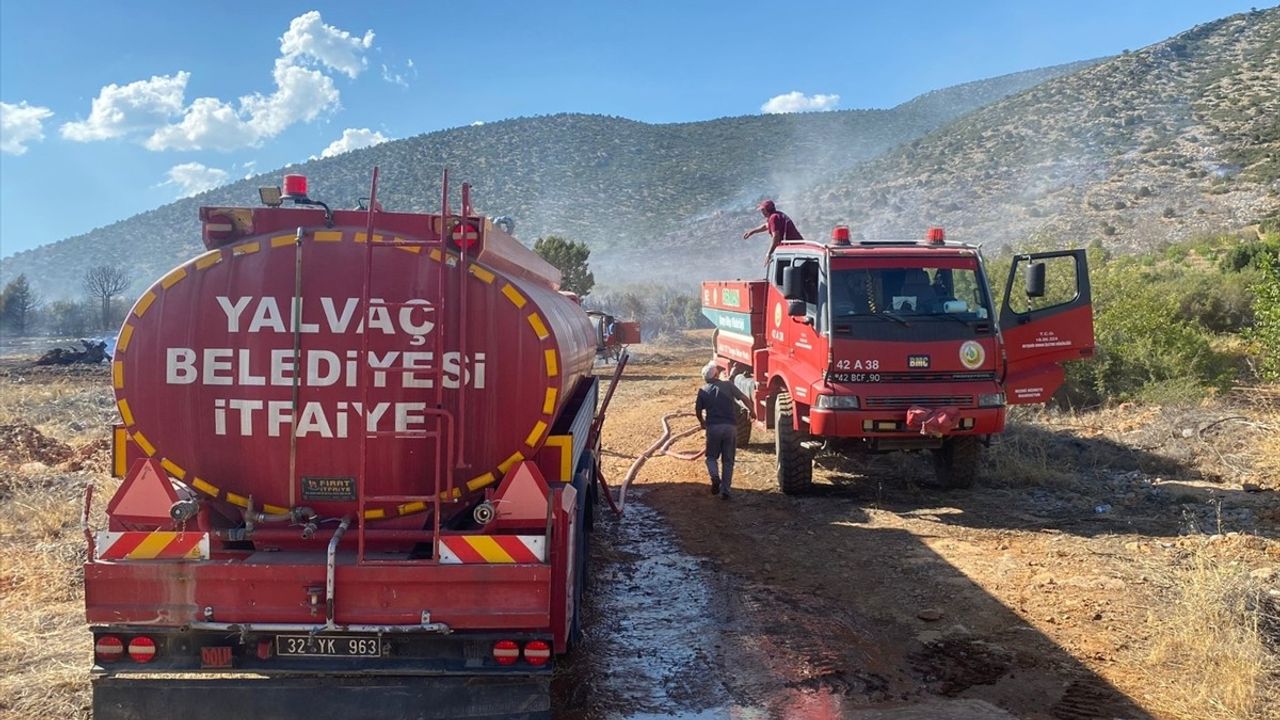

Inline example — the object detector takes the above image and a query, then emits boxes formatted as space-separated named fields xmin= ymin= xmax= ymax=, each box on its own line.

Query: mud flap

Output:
xmin=93 ymin=674 xmax=551 ymax=720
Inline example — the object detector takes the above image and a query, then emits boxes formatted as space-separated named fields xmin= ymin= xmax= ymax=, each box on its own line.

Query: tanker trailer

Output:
xmin=84 ymin=170 xmax=616 ymax=720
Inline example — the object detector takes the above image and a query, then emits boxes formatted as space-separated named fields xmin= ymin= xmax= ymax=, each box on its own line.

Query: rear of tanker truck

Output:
xmin=84 ymin=172 xmax=603 ymax=720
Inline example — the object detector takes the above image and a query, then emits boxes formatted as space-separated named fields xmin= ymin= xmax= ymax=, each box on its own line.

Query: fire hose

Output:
xmin=610 ymin=412 xmax=705 ymax=514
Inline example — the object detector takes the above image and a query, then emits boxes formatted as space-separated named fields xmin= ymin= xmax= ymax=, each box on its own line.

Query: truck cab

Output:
xmin=702 ymin=226 xmax=1094 ymax=492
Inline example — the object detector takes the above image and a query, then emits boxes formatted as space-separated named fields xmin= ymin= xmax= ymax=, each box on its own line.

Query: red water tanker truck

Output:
xmin=702 ymin=226 xmax=1095 ymax=492
xmin=84 ymin=170 xmax=618 ymax=719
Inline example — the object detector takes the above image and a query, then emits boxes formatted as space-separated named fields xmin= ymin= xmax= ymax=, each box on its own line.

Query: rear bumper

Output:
xmin=85 ymin=558 xmax=553 ymax=628
xmin=807 ymin=406 xmax=1005 ymax=438
xmin=94 ymin=674 xmax=550 ymax=720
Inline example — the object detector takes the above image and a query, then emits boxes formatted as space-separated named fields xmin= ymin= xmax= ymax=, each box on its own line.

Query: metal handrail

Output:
xmin=355 ymin=168 xmax=455 ymax=565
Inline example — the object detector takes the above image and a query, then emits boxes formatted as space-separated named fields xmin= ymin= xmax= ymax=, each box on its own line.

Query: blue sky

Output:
xmin=0 ymin=0 xmax=1263 ymax=257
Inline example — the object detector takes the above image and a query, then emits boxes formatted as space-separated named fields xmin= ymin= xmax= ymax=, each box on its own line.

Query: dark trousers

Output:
xmin=704 ymin=423 xmax=737 ymax=494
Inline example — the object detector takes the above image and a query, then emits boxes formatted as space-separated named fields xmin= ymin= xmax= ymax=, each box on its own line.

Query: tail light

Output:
xmin=492 ymin=640 xmax=519 ymax=666
xmin=523 ymin=640 xmax=551 ymax=667
xmin=127 ymin=636 xmax=157 ymax=663
xmin=94 ymin=635 xmax=124 ymax=663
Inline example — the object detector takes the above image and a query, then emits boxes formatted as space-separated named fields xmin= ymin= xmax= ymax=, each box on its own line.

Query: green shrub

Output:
xmin=1071 ymin=279 xmax=1234 ymax=404
xmin=1176 ymin=272 xmax=1255 ymax=333
xmin=1218 ymin=238 xmax=1280 ymax=273
xmin=1247 ymin=251 xmax=1280 ymax=381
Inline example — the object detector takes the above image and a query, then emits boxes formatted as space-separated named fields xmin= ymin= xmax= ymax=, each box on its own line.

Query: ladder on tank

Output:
xmin=352 ymin=167 xmax=475 ymax=564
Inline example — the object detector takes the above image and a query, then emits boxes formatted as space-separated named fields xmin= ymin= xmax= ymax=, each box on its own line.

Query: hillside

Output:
xmin=0 ymin=62 xmax=1095 ymax=296
xmin=682 ymin=7 xmax=1279 ymax=280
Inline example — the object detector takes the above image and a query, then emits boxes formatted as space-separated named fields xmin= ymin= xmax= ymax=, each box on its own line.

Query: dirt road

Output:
xmin=556 ymin=339 xmax=1279 ymax=720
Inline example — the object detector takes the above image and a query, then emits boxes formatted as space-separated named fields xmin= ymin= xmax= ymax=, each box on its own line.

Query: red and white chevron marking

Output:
xmin=95 ymin=531 xmax=209 ymax=561
xmin=437 ymin=535 xmax=546 ymax=564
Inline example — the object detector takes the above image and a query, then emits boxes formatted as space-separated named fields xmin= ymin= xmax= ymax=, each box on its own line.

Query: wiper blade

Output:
xmin=867 ymin=312 xmax=911 ymax=327
xmin=921 ymin=313 xmax=972 ymax=326
xmin=834 ymin=312 xmax=910 ymax=327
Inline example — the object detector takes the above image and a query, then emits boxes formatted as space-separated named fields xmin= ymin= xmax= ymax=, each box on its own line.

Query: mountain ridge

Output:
xmin=0 ymin=60 xmax=1099 ymax=297
xmin=621 ymin=7 xmax=1279 ymax=281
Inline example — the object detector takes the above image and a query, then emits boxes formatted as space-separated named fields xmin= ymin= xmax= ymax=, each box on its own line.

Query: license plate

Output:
xmin=826 ymin=372 xmax=881 ymax=383
xmin=275 ymin=634 xmax=383 ymax=657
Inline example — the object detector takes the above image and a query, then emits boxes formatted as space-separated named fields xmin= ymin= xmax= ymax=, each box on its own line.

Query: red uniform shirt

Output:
xmin=766 ymin=211 xmax=803 ymax=253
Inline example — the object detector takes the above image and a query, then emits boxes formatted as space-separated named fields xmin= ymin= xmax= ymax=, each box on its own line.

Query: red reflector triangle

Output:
xmin=107 ymin=458 xmax=180 ymax=525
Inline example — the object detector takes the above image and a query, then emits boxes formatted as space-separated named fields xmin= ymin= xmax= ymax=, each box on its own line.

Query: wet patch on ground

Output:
xmin=556 ymin=494 xmax=1023 ymax=720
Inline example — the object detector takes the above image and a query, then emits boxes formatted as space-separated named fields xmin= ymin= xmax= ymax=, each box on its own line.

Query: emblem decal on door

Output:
xmin=959 ymin=341 xmax=985 ymax=369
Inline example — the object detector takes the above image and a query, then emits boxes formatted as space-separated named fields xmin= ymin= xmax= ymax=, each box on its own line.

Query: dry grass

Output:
xmin=0 ymin=365 xmax=115 ymax=446
xmin=0 ymin=363 xmax=116 ymax=720
xmin=1142 ymin=539 xmax=1280 ymax=720
xmin=987 ymin=415 xmax=1084 ymax=488
xmin=988 ymin=397 xmax=1280 ymax=491
xmin=0 ymin=470 xmax=110 ymax=720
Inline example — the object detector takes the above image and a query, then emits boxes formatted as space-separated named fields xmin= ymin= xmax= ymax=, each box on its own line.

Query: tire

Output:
xmin=735 ymin=405 xmax=753 ymax=447
xmin=569 ymin=485 xmax=589 ymax=650
xmin=932 ymin=436 xmax=982 ymax=489
xmin=569 ymin=451 xmax=596 ymax=649
xmin=774 ymin=392 xmax=813 ymax=494
xmin=570 ymin=527 xmax=586 ymax=649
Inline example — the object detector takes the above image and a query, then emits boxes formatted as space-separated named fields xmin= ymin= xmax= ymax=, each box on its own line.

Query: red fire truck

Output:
xmin=702 ymin=226 xmax=1095 ymax=492
xmin=84 ymin=170 xmax=615 ymax=719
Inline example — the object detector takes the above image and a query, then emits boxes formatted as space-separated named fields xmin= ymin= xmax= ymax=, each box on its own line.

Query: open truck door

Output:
xmin=998 ymin=249 xmax=1095 ymax=404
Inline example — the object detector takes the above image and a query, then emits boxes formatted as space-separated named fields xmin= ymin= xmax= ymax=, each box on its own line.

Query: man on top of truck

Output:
xmin=742 ymin=199 xmax=803 ymax=256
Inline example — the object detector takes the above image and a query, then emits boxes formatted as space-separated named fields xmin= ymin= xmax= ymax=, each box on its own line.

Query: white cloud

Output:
xmin=60 ymin=73 xmax=189 ymax=141
xmin=244 ymin=62 xmax=339 ymax=136
xmin=319 ymin=127 xmax=390 ymax=158
xmin=760 ymin=91 xmax=841 ymax=114
xmin=68 ymin=12 xmax=372 ymax=153
xmin=1 ymin=100 xmax=54 ymax=154
xmin=381 ymin=58 xmax=416 ymax=87
xmin=279 ymin=10 xmax=374 ymax=79
xmin=145 ymin=96 xmax=254 ymax=151
xmin=162 ymin=162 xmax=230 ymax=197
xmin=382 ymin=64 xmax=407 ymax=87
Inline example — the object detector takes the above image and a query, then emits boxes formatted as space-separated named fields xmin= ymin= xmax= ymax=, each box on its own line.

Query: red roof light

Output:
xmin=926 ymin=227 xmax=945 ymax=243
xmin=283 ymin=174 xmax=308 ymax=199
xmin=830 ymin=225 xmax=851 ymax=245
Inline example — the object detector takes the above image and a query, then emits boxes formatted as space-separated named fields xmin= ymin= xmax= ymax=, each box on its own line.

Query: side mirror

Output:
xmin=1025 ymin=262 xmax=1046 ymax=298
xmin=787 ymin=299 xmax=806 ymax=317
xmin=781 ymin=266 xmax=803 ymax=300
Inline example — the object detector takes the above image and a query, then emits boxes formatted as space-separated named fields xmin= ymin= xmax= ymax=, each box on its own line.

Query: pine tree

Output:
xmin=1 ymin=274 xmax=41 ymax=335
xmin=532 ymin=236 xmax=595 ymax=297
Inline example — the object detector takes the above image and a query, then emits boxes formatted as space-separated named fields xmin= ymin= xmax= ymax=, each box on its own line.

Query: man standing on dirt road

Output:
xmin=696 ymin=362 xmax=745 ymax=499
xmin=742 ymin=199 xmax=803 ymax=257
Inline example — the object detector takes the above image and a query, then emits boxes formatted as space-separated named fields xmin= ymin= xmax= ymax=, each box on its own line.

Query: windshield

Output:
xmin=830 ymin=266 xmax=992 ymax=322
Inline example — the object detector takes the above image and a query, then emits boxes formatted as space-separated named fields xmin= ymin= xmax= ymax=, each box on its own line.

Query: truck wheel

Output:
xmin=933 ymin=436 xmax=981 ymax=489
xmin=735 ymin=406 xmax=753 ymax=447
xmin=774 ymin=392 xmax=812 ymax=495
xmin=570 ymin=483 xmax=590 ymax=649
